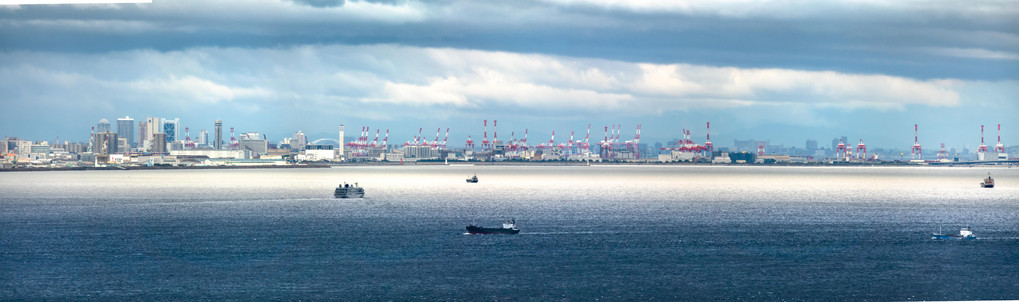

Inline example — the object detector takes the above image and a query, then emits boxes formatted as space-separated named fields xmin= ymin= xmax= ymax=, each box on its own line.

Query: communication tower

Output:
xmin=185 ymin=127 xmax=195 ymax=149
xmin=230 ymin=127 xmax=238 ymax=149
xmin=977 ymin=125 xmax=988 ymax=153
xmin=994 ymin=124 xmax=1005 ymax=154
xmin=493 ymin=120 xmax=499 ymax=147
xmin=705 ymin=122 xmax=713 ymax=155
xmin=481 ymin=120 xmax=491 ymax=151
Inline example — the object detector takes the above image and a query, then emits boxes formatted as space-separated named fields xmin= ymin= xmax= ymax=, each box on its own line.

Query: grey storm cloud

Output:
xmin=1 ymin=0 xmax=1015 ymax=80
xmin=0 ymin=0 xmax=1017 ymax=148
xmin=2 ymin=44 xmax=1015 ymax=147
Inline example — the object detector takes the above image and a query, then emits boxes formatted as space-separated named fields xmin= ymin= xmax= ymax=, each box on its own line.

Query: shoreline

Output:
xmin=2 ymin=160 xmax=1013 ymax=172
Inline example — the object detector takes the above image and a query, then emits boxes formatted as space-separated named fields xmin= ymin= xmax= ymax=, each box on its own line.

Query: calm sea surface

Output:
xmin=2 ymin=165 xmax=1017 ymax=300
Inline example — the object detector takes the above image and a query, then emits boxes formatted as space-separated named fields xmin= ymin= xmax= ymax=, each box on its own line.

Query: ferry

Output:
xmin=932 ymin=227 xmax=975 ymax=240
xmin=980 ymin=173 xmax=994 ymax=188
xmin=466 ymin=218 xmax=519 ymax=234
xmin=466 ymin=174 xmax=478 ymax=183
xmin=334 ymin=182 xmax=365 ymax=198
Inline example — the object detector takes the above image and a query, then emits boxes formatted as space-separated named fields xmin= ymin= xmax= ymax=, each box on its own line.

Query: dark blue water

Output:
xmin=2 ymin=166 xmax=1017 ymax=300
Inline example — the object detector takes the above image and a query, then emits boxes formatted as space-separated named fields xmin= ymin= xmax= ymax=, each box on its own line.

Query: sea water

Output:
xmin=2 ymin=165 xmax=1017 ymax=300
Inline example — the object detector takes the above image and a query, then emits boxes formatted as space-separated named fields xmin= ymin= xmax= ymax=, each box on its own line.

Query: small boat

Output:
xmin=466 ymin=174 xmax=478 ymax=183
xmin=932 ymin=227 xmax=976 ymax=240
xmin=334 ymin=182 xmax=365 ymax=198
xmin=980 ymin=173 xmax=994 ymax=188
xmin=466 ymin=218 xmax=519 ymax=234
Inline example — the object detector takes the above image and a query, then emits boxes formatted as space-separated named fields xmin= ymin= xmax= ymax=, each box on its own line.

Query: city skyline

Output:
xmin=1 ymin=1 xmax=1017 ymax=149
xmin=55 ymin=115 xmax=1013 ymax=154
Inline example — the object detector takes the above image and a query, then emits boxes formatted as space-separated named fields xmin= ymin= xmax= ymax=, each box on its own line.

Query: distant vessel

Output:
xmin=466 ymin=218 xmax=519 ymax=234
xmin=980 ymin=173 xmax=994 ymax=188
xmin=932 ymin=227 xmax=975 ymax=240
xmin=334 ymin=182 xmax=365 ymax=198
xmin=466 ymin=174 xmax=478 ymax=183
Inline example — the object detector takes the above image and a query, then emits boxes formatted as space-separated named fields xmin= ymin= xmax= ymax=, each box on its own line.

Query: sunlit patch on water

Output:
xmin=1 ymin=166 xmax=1017 ymax=300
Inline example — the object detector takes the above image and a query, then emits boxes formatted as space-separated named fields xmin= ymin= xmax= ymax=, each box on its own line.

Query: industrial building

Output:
xmin=238 ymin=132 xmax=268 ymax=155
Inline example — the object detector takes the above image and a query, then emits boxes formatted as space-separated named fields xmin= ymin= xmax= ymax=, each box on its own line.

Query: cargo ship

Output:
xmin=932 ymin=227 xmax=975 ymax=240
xmin=466 ymin=218 xmax=519 ymax=234
xmin=980 ymin=173 xmax=994 ymax=188
xmin=334 ymin=182 xmax=365 ymax=198
xmin=466 ymin=174 xmax=478 ymax=183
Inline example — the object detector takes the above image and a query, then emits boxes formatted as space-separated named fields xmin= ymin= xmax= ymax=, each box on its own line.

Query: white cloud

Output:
xmin=128 ymin=75 xmax=273 ymax=103
xmin=1 ymin=63 xmax=271 ymax=108
xmin=127 ymin=0 xmax=425 ymax=24
xmin=0 ymin=44 xmax=979 ymax=122
xmin=0 ymin=0 xmax=427 ymax=34
xmin=539 ymin=0 xmax=1019 ymax=21
xmin=4 ymin=19 xmax=162 ymax=33
xmin=921 ymin=47 xmax=1019 ymax=61
xmin=542 ymin=0 xmax=781 ymax=16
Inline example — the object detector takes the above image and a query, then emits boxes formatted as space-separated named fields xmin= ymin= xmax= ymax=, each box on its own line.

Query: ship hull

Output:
xmin=466 ymin=225 xmax=519 ymax=234
xmin=334 ymin=188 xmax=365 ymax=198
xmin=932 ymin=234 xmax=975 ymax=240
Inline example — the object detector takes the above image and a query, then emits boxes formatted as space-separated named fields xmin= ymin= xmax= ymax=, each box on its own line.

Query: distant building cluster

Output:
xmin=1 ymin=116 xmax=330 ymax=168
xmin=1 ymin=119 xmax=1016 ymax=169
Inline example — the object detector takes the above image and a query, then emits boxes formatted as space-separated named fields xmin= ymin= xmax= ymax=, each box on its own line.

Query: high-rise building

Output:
xmin=116 ymin=116 xmax=135 ymax=148
xmin=806 ymin=139 xmax=818 ymax=150
xmin=92 ymin=132 xmax=118 ymax=155
xmin=831 ymin=136 xmax=848 ymax=152
xmin=733 ymin=139 xmax=755 ymax=152
xmin=144 ymin=117 xmax=161 ymax=151
xmin=198 ymin=129 xmax=209 ymax=147
xmin=162 ymin=118 xmax=180 ymax=145
xmin=117 ymin=138 xmax=128 ymax=154
xmin=293 ymin=131 xmax=307 ymax=151
xmin=96 ymin=119 xmax=111 ymax=133
xmin=338 ymin=125 xmax=345 ymax=157
xmin=138 ymin=121 xmax=147 ymax=149
xmin=152 ymin=133 xmax=167 ymax=154
xmin=214 ymin=120 xmax=223 ymax=150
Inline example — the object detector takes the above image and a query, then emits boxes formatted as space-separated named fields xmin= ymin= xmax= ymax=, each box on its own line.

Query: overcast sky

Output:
xmin=1 ymin=0 xmax=1016 ymax=150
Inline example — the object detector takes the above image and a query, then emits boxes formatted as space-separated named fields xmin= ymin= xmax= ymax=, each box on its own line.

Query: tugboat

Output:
xmin=466 ymin=218 xmax=519 ymax=234
xmin=466 ymin=174 xmax=478 ymax=183
xmin=334 ymin=182 xmax=365 ymax=198
xmin=932 ymin=227 xmax=976 ymax=240
xmin=980 ymin=173 xmax=994 ymax=188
